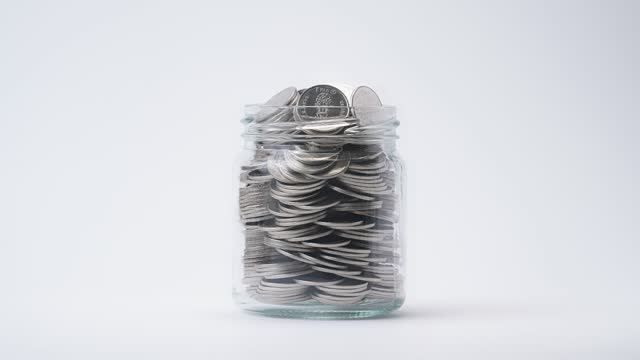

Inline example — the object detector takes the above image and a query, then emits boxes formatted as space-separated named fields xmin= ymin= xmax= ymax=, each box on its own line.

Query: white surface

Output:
xmin=1 ymin=0 xmax=639 ymax=358
xmin=3 ymin=297 xmax=640 ymax=359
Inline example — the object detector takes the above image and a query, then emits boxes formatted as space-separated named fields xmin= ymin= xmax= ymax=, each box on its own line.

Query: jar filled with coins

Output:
xmin=233 ymin=84 xmax=405 ymax=319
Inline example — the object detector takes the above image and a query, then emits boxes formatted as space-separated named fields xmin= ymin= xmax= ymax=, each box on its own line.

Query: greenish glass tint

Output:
xmin=235 ymin=292 xmax=405 ymax=319
xmin=234 ymin=105 xmax=405 ymax=319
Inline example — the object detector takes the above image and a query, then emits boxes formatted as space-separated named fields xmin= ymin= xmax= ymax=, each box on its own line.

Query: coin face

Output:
xmin=296 ymin=85 xmax=349 ymax=120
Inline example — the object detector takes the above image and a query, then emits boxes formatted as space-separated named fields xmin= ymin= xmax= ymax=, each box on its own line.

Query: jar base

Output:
xmin=240 ymin=298 xmax=405 ymax=320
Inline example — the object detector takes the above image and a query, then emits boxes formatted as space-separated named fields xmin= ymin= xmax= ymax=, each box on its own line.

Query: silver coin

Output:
xmin=241 ymin=214 xmax=274 ymax=224
xmin=277 ymin=202 xmax=333 ymax=216
xmin=320 ymin=253 xmax=370 ymax=266
xmin=351 ymin=86 xmax=384 ymax=126
xmin=264 ymin=268 xmax=314 ymax=280
xmin=368 ymin=290 xmax=396 ymax=299
xmin=307 ymin=154 xmax=350 ymax=179
xmin=289 ymin=149 xmax=340 ymax=164
xmin=334 ymin=231 xmax=385 ymax=242
xmin=250 ymin=264 xmax=310 ymax=275
xmin=335 ymin=200 xmax=383 ymax=212
xmin=275 ymin=248 xmax=317 ymax=265
xmin=340 ymin=273 xmax=383 ymax=283
xmin=293 ymin=272 xmax=344 ymax=286
xmin=267 ymin=225 xmax=322 ymax=239
xmin=320 ymin=279 xmax=368 ymax=290
xmin=362 ymin=226 xmax=395 ymax=235
xmin=271 ymin=204 xmax=321 ymax=217
xmin=347 ymin=165 xmax=388 ymax=175
xmin=328 ymin=184 xmax=375 ymax=201
xmin=299 ymin=118 xmax=354 ymax=135
xmin=255 ymin=87 xmax=298 ymax=123
xmin=371 ymin=284 xmax=397 ymax=293
xmin=314 ymin=219 xmax=365 ymax=229
xmin=325 ymin=220 xmax=376 ymax=231
xmin=270 ymin=185 xmax=322 ymax=201
xmin=286 ymin=228 xmax=333 ymax=242
xmin=263 ymin=237 xmax=313 ymax=252
xmin=320 ymin=248 xmax=371 ymax=258
xmin=361 ymin=265 xmax=398 ymax=274
xmin=256 ymin=285 xmax=306 ymax=294
xmin=260 ymin=278 xmax=307 ymax=289
xmin=293 ymin=198 xmax=341 ymax=212
xmin=270 ymin=192 xmax=325 ymax=207
xmin=275 ymin=212 xmax=327 ymax=227
xmin=298 ymin=252 xmax=348 ymax=269
xmin=283 ymin=155 xmax=336 ymax=175
xmin=337 ymin=177 xmax=387 ymax=190
xmin=240 ymin=169 xmax=273 ymax=184
xmin=273 ymin=179 xmax=327 ymax=194
xmin=316 ymin=286 xmax=370 ymax=296
xmin=349 ymin=150 xmax=384 ymax=161
xmin=296 ymin=85 xmax=349 ymax=120
xmin=350 ymin=241 xmax=396 ymax=253
xmin=330 ymin=246 xmax=371 ymax=254
xmin=350 ymin=209 xmax=398 ymax=222
xmin=339 ymin=172 xmax=385 ymax=183
xmin=302 ymin=238 xmax=351 ymax=248
xmin=293 ymin=150 xmax=339 ymax=163
xmin=312 ymin=290 xmax=368 ymax=302
xmin=310 ymin=265 xmax=361 ymax=276
xmin=348 ymin=159 xmax=387 ymax=171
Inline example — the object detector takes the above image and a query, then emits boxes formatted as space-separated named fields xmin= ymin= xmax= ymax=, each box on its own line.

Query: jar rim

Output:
xmin=243 ymin=105 xmax=398 ymax=125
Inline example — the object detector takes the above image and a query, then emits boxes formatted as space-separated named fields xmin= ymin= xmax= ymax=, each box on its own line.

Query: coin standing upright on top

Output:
xmin=296 ymin=84 xmax=350 ymax=120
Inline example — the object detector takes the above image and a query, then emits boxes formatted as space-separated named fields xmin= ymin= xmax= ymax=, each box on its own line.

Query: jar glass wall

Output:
xmin=233 ymin=105 xmax=405 ymax=319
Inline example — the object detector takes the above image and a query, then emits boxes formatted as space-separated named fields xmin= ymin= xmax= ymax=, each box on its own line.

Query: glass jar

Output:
xmin=233 ymin=104 xmax=405 ymax=319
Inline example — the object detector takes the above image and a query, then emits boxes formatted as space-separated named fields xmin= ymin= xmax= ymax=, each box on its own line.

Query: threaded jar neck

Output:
xmin=241 ymin=105 xmax=399 ymax=149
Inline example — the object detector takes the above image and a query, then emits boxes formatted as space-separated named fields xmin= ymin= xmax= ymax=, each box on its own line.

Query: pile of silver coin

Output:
xmin=239 ymin=84 xmax=402 ymax=306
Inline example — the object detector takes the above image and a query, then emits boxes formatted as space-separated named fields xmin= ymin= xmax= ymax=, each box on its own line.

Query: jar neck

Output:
xmin=241 ymin=137 xmax=398 ymax=152
xmin=241 ymin=106 xmax=399 ymax=152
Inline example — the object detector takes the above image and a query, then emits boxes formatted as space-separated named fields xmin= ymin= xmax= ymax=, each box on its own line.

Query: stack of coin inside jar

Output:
xmin=238 ymin=84 xmax=403 ymax=306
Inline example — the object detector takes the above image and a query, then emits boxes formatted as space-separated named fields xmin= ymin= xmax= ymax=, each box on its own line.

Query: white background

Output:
xmin=1 ymin=0 xmax=639 ymax=359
